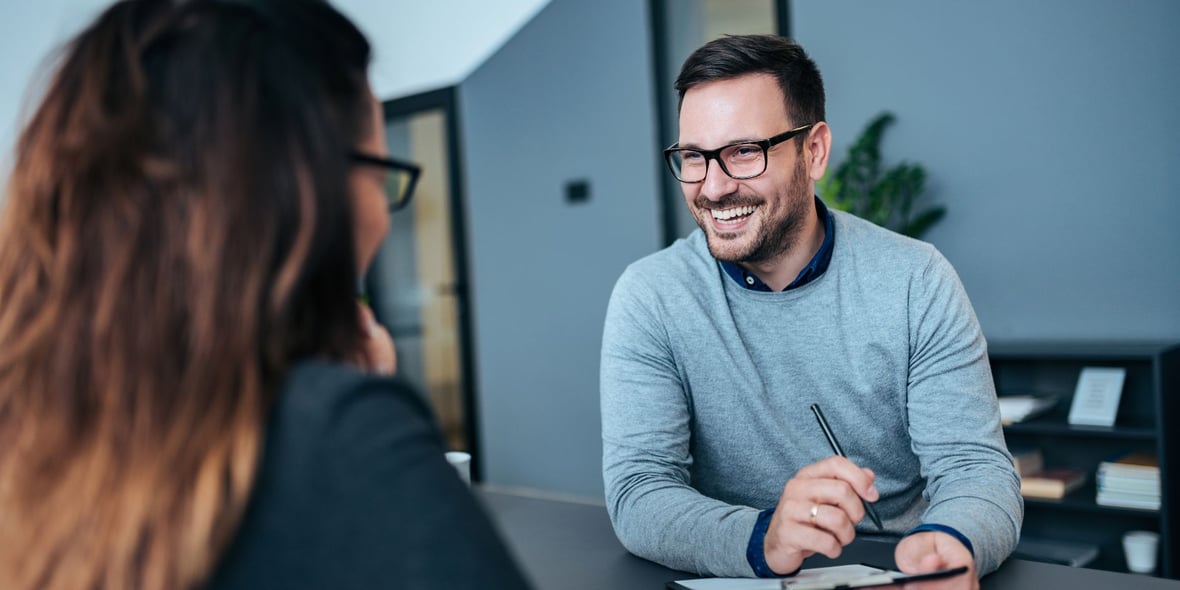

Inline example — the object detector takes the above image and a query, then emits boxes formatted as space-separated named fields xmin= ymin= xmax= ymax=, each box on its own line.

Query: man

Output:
xmin=600 ymin=35 xmax=1021 ymax=582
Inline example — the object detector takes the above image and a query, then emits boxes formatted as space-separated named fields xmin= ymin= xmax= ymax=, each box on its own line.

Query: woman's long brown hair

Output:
xmin=0 ymin=0 xmax=373 ymax=587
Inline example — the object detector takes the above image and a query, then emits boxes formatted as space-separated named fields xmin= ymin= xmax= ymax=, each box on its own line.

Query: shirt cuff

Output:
xmin=746 ymin=509 xmax=802 ymax=578
xmin=904 ymin=523 xmax=975 ymax=556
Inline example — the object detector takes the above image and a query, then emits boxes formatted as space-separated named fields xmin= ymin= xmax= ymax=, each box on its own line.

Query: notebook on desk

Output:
xmin=668 ymin=563 xmax=969 ymax=590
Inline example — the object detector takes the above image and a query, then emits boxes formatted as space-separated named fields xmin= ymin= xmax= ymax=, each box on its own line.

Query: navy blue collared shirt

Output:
xmin=720 ymin=196 xmax=835 ymax=292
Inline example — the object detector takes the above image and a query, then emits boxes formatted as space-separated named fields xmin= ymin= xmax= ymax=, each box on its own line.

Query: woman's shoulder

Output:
xmin=262 ymin=359 xmax=448 ymax=486
xmin=211 ymin=360 xmax=532 ymax=588
xmin=274 ymin=359 xmax=435 ymax=439
xmin=280 ymin=358 xmax=427 ymax=411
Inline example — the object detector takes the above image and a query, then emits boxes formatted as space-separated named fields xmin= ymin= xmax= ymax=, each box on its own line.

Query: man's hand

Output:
xmin=355 ymin=302 xmax=396 ymax=376
xmin=763 ymin=456 xmax=879 ymax=575
xmin=895 ymin=532 xmax=978 ymax=590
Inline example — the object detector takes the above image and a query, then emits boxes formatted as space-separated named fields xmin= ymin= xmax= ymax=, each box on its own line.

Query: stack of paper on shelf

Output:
xmin=1021 ymin=468 xmax=1087 ymax=499
xmin=1097 ymin=451 xmax=1160 ymax=510
xmin=998 ymin=395 xmax=1057 ymax=425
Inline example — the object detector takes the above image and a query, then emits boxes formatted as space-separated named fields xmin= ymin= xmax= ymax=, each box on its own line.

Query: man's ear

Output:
xmin=805 ymin=121 xmax=832 ymax=182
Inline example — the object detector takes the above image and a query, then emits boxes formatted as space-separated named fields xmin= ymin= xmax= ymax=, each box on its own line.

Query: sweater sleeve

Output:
xmin=905 ymin=249 xmax=1023 ymax=575
xmin=600 ymin=268 xmax=761 ymax=577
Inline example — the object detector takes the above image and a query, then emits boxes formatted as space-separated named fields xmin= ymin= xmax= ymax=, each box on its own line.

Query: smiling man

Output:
xmin=600 ymin=35 xmax=1021 ymax=584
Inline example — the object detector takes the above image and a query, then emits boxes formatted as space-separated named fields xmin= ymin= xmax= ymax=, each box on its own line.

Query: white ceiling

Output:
xmin=333 ymin=0 xmax=551 ymax=100
xmin=0 ymin=0 xmax=550 ymax=172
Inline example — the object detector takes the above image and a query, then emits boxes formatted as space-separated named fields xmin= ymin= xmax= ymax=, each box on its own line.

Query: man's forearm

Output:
xmin=604 ymin=465 xmax=762 ymax=577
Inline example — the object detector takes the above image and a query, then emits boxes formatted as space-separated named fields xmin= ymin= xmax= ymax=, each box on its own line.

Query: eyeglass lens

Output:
xmin=669 ymin=143 xmax=766 ymax=182
xmin=385 ymin=169 xmax=414 ymax=209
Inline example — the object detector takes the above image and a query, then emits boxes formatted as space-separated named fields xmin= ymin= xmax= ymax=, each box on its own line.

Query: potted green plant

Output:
xmin=818 ymin=112 xmax=945 ymax=239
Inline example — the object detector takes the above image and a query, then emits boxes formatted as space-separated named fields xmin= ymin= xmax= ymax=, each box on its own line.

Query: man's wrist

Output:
xmin=904 ymin=523 xmax=974 ymax=556
xmin=746 ymin=509 xmax=801 ymax=578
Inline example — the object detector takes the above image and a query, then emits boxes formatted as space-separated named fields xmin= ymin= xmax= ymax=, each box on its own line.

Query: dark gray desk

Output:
xmin=481 ymin=489 xmax=1180 ymax=590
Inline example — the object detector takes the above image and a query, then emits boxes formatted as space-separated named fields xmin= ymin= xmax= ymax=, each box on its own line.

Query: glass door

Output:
xmin=365 ymin=88 xmax=475 ymax=460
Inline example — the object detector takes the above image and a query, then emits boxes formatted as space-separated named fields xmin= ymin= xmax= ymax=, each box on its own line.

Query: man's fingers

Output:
xmin=782 ymin=477 xmax=867 ymax=526
xmin=765 ymin=493 xmax=862 ymax=574
xmin=895 ymin=532 xmax=971 ymax=578
xmin=920 ymin=551 xmax=946 ymax=571
xmin=806 ymin=503 xmax=857 ymax=546
xmin=794 ymin=456 xmax=879 ymax=501
xmin=769 ymin=517 xmax=844 ymax=560
xmin=894 ymin=533 xmax=935 ymax=573
xmin=765 ymin=458 xmax=888 ymax=576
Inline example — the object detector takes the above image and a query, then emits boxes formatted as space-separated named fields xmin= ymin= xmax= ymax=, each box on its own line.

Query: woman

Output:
xmin=0 ymin=0 xmax=531 ymax=588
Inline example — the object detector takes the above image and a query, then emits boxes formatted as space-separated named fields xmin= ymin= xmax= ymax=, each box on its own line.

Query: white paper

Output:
xmin=671 ymin=564 xmax=969 ymax=590
xmin=998 ymin=395 xmax=1056 ymax=424
xmin=1067 ymin=367 xmax=1126 ymax=427
xmin=672 ymin=565 xmax=888 ymax=590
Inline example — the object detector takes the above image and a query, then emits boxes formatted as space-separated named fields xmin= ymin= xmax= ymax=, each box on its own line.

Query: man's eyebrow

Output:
xmin=676 ymin=137 xmax=763 ymax=151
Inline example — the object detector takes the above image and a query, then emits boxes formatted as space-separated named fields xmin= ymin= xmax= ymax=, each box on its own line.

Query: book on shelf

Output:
xmin=1095 ymin=489 xmax=1161 ymax=511
xmin=1009 ymin=447 xmax=1044 ymax=477
xmin=1097 ymin=473 xmax=1160 ymax=495
xmin=1012 ymin=536 xmax=1099 ymax=568
xmin=1096 ymin=450 xmax=1160 ymax=510
xmin=1098 ymin=451 xmax=1159 ymax=477
xmin=998 ymin=394 xmax=1058 ymax=425
xmin=1020 ymin=468 xmax=1087 ymax=499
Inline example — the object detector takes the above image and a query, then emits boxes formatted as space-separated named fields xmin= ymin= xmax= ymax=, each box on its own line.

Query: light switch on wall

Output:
xmin=564 ymin=179 xmax=590 ymax=204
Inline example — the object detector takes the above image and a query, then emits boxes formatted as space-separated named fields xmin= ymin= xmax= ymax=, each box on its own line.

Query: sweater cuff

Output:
xmin=746 ymin=509 xmax=801 ymax=578
xmin=905 ymin=523 xmax=975 ymax=556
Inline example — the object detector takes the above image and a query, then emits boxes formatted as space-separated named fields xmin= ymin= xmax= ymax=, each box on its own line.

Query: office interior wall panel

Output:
xmin=460 ymin=0 xmax=663 ymax=499
xmin=792 ymin=0 xmax=1180 ymax=340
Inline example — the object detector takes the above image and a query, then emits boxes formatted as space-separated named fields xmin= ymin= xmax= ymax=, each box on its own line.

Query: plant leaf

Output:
xmin=823 ymin=111 xmax=943 ymax=238
xmin=902 ymin=207 xmax=946 ymax=239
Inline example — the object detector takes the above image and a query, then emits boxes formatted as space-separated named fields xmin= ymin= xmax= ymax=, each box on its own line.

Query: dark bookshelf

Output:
xmin=1023 ymin=479 xmax=1160 ymax=517
xmin=991 ymin=341 xmax=1179 ymax=578
xmin=1003 ymin=418 xmax=1156 ymax=441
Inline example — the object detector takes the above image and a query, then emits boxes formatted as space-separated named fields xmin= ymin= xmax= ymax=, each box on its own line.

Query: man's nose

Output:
xmin=699 ymin=158 xmax=736 ymax=201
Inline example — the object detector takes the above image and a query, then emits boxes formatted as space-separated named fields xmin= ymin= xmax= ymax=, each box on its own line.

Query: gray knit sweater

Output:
xmin=600 ymin=210 xmax=1022 ymax=577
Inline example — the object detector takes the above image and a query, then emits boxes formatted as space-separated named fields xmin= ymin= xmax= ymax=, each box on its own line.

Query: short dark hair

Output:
xmin=674 ymin=34 xmax=825 ymax=128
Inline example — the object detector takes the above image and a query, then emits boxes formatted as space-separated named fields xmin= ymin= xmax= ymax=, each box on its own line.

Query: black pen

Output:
xmin=810 ymin=403 xmax=884 ymax=531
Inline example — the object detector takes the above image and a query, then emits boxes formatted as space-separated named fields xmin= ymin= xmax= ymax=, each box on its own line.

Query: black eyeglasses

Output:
xmin=350 ymin=151 xmax=422 ymax=211
xmin=663 ymin=124 xmax=814 ymax=183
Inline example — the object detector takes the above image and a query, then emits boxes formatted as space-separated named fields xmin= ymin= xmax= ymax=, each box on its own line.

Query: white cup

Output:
xmin=445 ymin=451 xmax=472 ymax=486
xmin=1123 ymin=530 xmax=1159 ymax=574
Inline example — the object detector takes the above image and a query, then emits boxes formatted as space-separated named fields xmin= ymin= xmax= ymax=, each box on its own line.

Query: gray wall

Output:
xmin=460 ymin=0 xmax=662 ymax=499
xmin=793 ymin=0 xmax=1180 ymax=340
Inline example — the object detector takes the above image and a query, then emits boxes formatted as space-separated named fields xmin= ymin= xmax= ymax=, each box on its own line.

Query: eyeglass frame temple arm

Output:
xmin=349 ymin=151 xmax=422 ymax=210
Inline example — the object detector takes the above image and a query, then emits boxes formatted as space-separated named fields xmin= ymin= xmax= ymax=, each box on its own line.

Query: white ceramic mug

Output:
xmin=1123 ymin=530 xmax=1159 ymax=574
xmin=445 ymin=451 xmax=472 ymax=486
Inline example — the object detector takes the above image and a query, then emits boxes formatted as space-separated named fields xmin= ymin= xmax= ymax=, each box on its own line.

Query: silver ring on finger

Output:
xmin=809 ymin=504 xmax=819 ymax=524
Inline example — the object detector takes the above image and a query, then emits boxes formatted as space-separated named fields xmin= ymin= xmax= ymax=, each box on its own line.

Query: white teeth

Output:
xmin=711 ymin=206 xmax=756 ymax=221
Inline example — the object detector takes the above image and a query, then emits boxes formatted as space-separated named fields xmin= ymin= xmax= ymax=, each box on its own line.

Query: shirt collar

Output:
xmin=719 ymin=196 xmax=835 ymax=292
